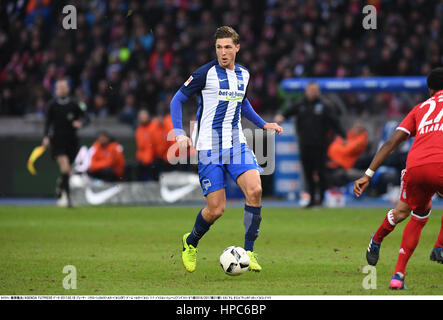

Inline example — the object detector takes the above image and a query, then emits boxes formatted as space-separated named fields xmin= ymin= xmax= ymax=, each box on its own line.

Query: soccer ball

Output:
xmin=219 ymin=246 xmax=250 ymax=276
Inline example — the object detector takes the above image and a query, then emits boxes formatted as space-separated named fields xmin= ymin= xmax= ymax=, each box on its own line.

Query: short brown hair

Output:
xmin=214 ymin=26 xmax=240 ymax=45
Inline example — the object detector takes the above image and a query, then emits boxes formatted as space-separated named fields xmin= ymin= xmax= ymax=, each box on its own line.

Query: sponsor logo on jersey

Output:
xmin=218 ymin=89 xmax=244 ymax=101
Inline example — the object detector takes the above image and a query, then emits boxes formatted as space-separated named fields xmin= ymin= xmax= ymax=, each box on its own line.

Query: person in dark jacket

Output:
xmin=275 ymin=82 xmax=346 ymax=207
xmin=42 ymin=79 xmax=89 ymax=207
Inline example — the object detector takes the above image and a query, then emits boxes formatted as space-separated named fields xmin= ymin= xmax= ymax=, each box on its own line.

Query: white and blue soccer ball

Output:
xmin=219 ymin=246 xmax=250 ymax=276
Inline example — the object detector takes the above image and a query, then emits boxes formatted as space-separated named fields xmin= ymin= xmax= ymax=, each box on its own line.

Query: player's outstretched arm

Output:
xmin=241 ymin=98 xmax=283 ymax=135
xmin=241 ymin=98 xmax=266 ymax=128
xmin=170 ymin=90 xmax=192 ymax=151
xmin=353 ymin=129 xmax=408 ymax=197
xmin=170 ymin=90 xmax=188 ymax=136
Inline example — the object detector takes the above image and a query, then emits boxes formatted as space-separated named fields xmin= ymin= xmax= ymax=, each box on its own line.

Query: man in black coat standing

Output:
xmin=276 ymin=82 xmax=346 ymax=207
xmin=42 ymin=79 xmax=89 ymax=207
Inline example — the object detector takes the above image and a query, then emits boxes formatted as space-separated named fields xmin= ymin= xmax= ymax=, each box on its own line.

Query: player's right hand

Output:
xmin=42 ymin=136 xmax=50 ymax=147
xmin=176 ymin=135 xmax=191 ymax=150
xmin=353 ymin=175 xmax=370 ymax=198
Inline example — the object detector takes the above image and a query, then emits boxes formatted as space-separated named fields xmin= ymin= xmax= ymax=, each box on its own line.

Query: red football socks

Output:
xmin=373 ymin=210 xmax=396 ymax=243
xmin=394 ymin=213 xmax=429 ymax=275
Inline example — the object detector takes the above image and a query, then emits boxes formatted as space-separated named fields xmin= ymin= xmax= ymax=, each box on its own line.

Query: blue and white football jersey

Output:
xmin=179 ymin=60 xmax=250 ymax=151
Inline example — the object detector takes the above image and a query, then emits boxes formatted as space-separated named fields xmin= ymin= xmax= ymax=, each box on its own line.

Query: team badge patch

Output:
xmin=314 ymin=103 xmax=324 ymax=114
xmin=202 ymin=179 xmax=211 ymax=190
xmin=184 ymin=76 xmax=193 ymax=87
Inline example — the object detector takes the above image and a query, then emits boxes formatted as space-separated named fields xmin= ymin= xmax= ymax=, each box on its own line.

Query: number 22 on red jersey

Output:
xmin=397 ymin=89 xmax=443 ymax=168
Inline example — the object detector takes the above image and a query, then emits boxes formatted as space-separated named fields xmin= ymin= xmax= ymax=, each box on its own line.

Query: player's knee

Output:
xmin=245 ymin=185 xmax=262 ymax=202
xmin=393 ymin=208 xmax=410 ymax=223
xmin=207 ymin=203 xmax=225 ymax=220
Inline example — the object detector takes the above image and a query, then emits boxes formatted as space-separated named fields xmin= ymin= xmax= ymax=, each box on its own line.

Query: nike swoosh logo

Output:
xmin=160 ymin=184 xmax=199 ymax=203
xmin=85 ymin=185 xmax=122 ymax=205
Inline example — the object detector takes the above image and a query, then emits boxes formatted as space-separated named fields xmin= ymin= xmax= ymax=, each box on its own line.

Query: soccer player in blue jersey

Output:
xmin=170 ymin=26 xmax=283 ymax=272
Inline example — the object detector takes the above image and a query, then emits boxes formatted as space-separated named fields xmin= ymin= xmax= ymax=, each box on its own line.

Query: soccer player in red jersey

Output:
xmin=354 ymin=68 xmax=443 ymax=290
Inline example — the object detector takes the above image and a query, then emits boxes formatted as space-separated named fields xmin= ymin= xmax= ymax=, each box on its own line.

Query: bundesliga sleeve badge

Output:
xmin=184 ymin=75 xmax=193 ymax=87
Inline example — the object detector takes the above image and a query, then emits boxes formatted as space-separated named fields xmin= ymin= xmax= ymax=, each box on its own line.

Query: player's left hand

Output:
xmin=263 ymin=122 xmax=283 ymax=135
xmin=72 ymin=120 xmax=83 ymax=129
xmin=176 ymin=135 xmax=192 ymax=150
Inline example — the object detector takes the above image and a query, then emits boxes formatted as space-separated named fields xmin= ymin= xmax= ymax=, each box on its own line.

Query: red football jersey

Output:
xmin=397 ymin=89 xmax=443 ymax=169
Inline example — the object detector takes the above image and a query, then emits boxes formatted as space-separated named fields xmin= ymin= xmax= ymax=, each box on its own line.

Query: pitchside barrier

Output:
xmin=275 ymin=76 xmax=427 ymax=202
xmin=69 ymin=171 xmax=205 ymax=206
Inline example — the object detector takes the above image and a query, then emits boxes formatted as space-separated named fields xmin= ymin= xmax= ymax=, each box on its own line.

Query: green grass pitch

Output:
xmin=0 ymin=205 xmax=441 ymax=295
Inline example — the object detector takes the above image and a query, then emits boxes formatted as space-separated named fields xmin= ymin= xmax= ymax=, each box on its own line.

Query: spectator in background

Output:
xmin=119 ymin=92 xmax=138 ymax=128
xmin=275 ymin=82 xmax=346 ymax=208
xmin=326 ymin=123 xmax=369 ymax=187
xmin=88 ymin=131 xmax=125 ymax=182
xmin=24 ymin=0 xmax=52 ymax=27
xmin=150 ymin=104 xmax=176 ymax=170
xmin=0 ymin=87 xmax=17 ymax=115
xmin=137 ymin=73 xmax=160 ymax=115
xmin=128 ymin=19 xmax=154 ymax=53
xmin=148 ymin=39 xmax=173 ymax=73
xmin=328 ymin=123 xmax=369 ymax=171
xmin=91 ymin=93 xmax=108 ymax=118
xmin=34 ymin=97 xmax=46 ymax=118
xmin=135 ymin=109 xmax=156 ymax=181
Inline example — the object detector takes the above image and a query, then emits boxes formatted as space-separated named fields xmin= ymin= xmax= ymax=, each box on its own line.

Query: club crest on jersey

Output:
xmin=184 ymin=76 xmax=193 ymax=87
xmin=314 ymin=103 xmax=324 ymax=114
xmin=202 ymin=179 xmax=211 ymax=190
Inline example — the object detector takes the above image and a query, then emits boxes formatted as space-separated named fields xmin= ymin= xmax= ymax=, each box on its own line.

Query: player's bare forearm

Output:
xmin=353 ymin=130 xmax=408 ymax=197
xmin=367 ymin=130 xmax=408 ymax=172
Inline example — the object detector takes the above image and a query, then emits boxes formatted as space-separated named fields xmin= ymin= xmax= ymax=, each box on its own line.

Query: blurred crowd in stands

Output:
xmin=1 ymin=0 xmax=443 ymax=122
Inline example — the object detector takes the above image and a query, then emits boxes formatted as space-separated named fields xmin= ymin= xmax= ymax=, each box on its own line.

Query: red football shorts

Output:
xmin=400 ymin=163 xmax=443 ymax=214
